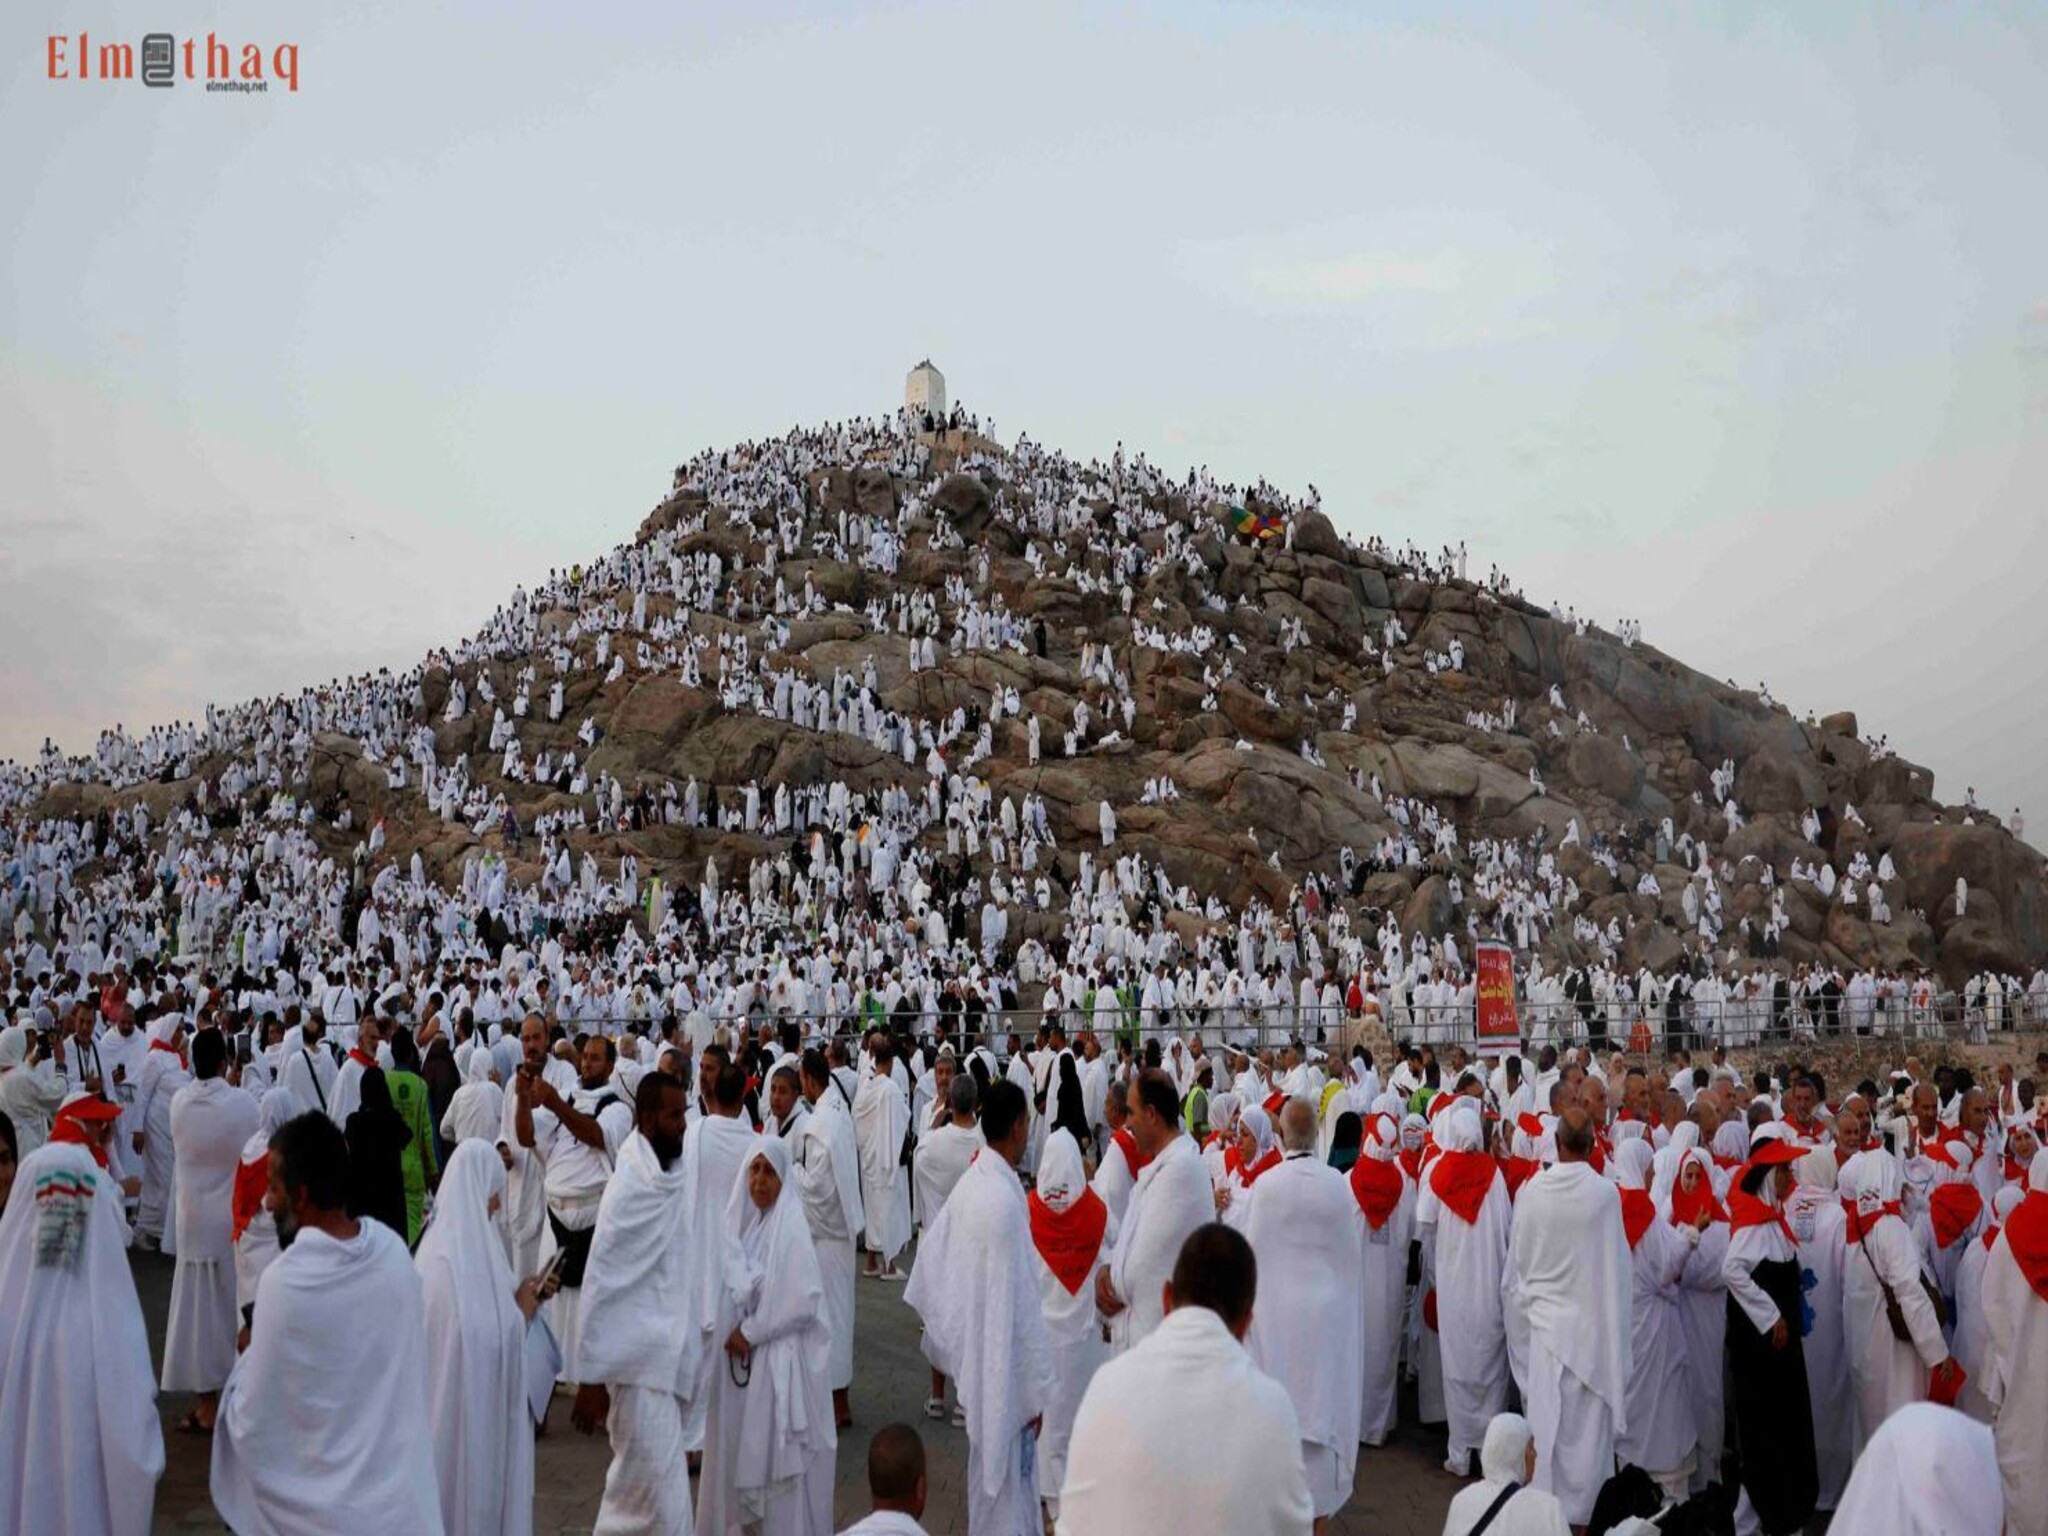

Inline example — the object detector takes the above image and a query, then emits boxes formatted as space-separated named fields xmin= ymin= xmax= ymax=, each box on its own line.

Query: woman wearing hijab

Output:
xmin=1720 ymin=1128 xmax=1817 ymax=1534
xmin=1660 ymin=1146 xmax=1728 ymax=1499
xmin=416 ymin=1141 xmax=544 ymax=1536
xmin=1611 ymin=1139 xmax=1696 ymax=1501
xmin=1842 ymin=1148 xmax=1955 ymax=1456
xmin=1828 ymin=1402 xmax=2003 ymax=1535
xmin=1954 ymin=1183 xmax=2024 ymax=1422
xmin=346 ymin=1067 xmax=413 ymax=1242
xmin=441 ymin=1046 xmax=506 ymax=1149
xmin=1352 ymin=1112 xmax=1416 ymax=1448
xmin=696 ymin=1138 xmax=836 ymax=1536
xmin=232 ymin=1088 xmax=300 ymax=1320
xmin=1216 ymin=1103 xmax=1280 ymax=1229
xmin=1439 ymin=1413 xmax=1571 ymax=1536
xmin=1028 ymin=1127 xmax=1112 ymax=1522
xmin=1984 ymin=1147 xmax=2048 ymax=1528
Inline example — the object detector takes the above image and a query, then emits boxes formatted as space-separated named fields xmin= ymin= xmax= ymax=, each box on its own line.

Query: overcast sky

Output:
xmin=4 ymin=2 xmax=2043 ymax=828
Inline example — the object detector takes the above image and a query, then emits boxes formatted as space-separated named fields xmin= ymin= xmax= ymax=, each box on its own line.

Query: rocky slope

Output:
xmin=32 ymin=424 xmax=2047 ymax=987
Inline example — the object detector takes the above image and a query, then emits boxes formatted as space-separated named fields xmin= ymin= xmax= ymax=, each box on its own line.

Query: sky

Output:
xmin=4 ymin=1 xmax=2044 ymax=827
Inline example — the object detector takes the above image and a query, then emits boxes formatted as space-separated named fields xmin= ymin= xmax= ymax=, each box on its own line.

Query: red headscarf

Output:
xmin=1726 ymin=1138 xmax=1803 ymax=1243
xmin=1620 ymin=1186 xmax=1657 ymax=1250
xmin=1930 ymin=1183 xmax=1985 ymax=1251
xmin=1668 ymin=1153 xmax=1727 ymax=1229
xmin=1029 ymin=1186 xmax=1109 ymax=1295
xmin=1842 ymin=1198 xmax=1900 ymax=1245
xmin=1429 ymin=1149 xmax=1497 ymax=1225
xmin=2005 ymin=1189 xmax=2048 ymax=1304
xmin=232 ymin=1154 xmax=271 ymax=1243
xmin=1349 ymin=1116 xmax=1406 ymax=1231
xmin=49 ymin=1095 xmax=122 ymax=1169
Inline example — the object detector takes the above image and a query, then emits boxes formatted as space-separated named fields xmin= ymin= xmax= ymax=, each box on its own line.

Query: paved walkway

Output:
xmin=139 ymin=1244 xmax=1461 ymax=1534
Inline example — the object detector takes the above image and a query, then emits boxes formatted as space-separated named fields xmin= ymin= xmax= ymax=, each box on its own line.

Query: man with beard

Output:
xmin=575 ymin=1071 xmax=696 ymax=1536
xmin=211 ymin=1112 xmax=443 ymax=1534
xmin=515 ymin=1029 xmax=634 ymax=1393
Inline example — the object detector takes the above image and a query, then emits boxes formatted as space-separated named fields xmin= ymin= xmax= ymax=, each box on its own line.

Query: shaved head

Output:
xmin=1279 ymin=1097 xmax=1317 ymax=1153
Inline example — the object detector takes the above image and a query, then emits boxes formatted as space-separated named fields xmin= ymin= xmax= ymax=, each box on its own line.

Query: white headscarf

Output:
xmin=1478 ymin=1410 xmax=1534 ymax=1487
xmin=1829 ymin=1403 xmax=2002 ymax=1534
xmin=1613 ymin=1137 xmax=1655 ymax=1192
xmin=0 ymin=1027 xmax=26 ymax=1072
xmin=1857 ymin=1148 xmax=1905 ymax=1218
xmin=1036 ymin=1127 xmax=1088 ymax=1215
xmin=716 ymin=1137 xmax=832 ymax=1523
xmin=1436 ymin=1102 xmax=1485 ymax=1156
xmin=242 ymin=1087 xmax=299 ymax=1165
xmin=413 ymin=1141 xmax=528 ymax=1535
xmin=1650 ymin=1121 xmax=1700 ymax=1205
xmin=1236 ymin=1104 xmax=1276 ymax=1165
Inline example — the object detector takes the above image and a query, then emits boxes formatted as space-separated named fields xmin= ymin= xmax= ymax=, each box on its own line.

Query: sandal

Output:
xmin=924 ymin=1396 xmax=946 ymax=1421
xmin=176 ymin=1410 xmax=213 ymax=1436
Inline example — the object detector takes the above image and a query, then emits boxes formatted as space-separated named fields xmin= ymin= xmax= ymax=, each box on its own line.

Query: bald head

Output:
xmin=1279 ymin=1097 xmax=1318 ymax=1154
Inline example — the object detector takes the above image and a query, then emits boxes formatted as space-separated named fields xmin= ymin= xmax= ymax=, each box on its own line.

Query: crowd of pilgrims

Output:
xmin=1 ymin=980 xmax=2044 ymax=1536
xmin=1 ymin=407 xmax=2044 ymax=1534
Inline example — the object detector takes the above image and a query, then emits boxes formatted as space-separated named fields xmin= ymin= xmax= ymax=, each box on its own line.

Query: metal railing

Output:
xmin=379 ymin=992 xmax=2042 ymax=1061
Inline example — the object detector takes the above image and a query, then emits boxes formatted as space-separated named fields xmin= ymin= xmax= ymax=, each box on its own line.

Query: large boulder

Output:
xmin=1289 ymin=509 xmax=1345 ymax=560
xmin=1403 ymin=875 xmax=1454 ymax=939
xmin=1735 ymin=750 xmax=1827 ymax=817
xmin=1566 ymin=734 xmax=1643 ymax=808
xmin=932 ymin=473 xmax=996 ymax=538
xmin=1302 ymin=577 xmax=1363 ymax=640
xmin=607 ymin=677 xmax=715 ymax=749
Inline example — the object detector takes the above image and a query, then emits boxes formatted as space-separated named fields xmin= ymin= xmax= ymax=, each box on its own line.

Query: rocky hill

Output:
xmin=29 ymin=420 xmax=2047 ymax=989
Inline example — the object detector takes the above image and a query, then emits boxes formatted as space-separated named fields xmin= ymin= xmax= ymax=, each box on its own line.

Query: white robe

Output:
xmin=1418 ymin=1140 xmax=1513 ymax=1467
xmin=906 ymin=1151 xmax=1056 ymax=1536
xmin=852 ymin=1071 xmax=911 ymax=1263
xmin=679 ymin=1113 xmax=761 ymax=1451
xmin=1104 ymin=1134 xmax=1214 ymax=1353
xmin=1844 ymin=1214 xmax=1946 ymax=1454
xmin=1789 ymin=1189 xmax=1851 ymax=1507
xmin=0 ymin=1140 xmax=165 ymax=1536
xmin=579 ymin=1130 xmax=697 ymax=1536
xmin=162 ymin=1076 xmax=260 ymax=1392
xmin=1980 ymin=1162 xmax=2048 ymax=1533
xmin=212 ymin=1220 xmax=445 ymax=1536
xmin=417 ymin=1143 xmax=533 ymax=1536
xmin=1244 ymin=1155 xmax=1366 ymax=1517
xmin=1057 ymin=1306 xmax=1312 ymax=1536
xmin=795 ymin=1095 xmax=862 ymax=1391
xmin=1616 ymin=1201 xmax=1696 ymax=1482
xmin=1441 ymin=1418 xmax=1573 ymax=1536
xmin=1506 ymin=1161 xmax=1630 ymax=1525
xmin=912 ymin=1120 xmax=983 ymax=1231
xmin=1027 ymin=1133 xmax=1112 ymax=1514
xmin=1090 ymin=1132 xmax=1139 ymax=1227
xmin=1355 ymin=1161 xmax=1415 ymax=1445
xmin=1668 ymin=1194 xmax=1729 ymax=1497
xmin=696 ymin=1142 xmax=835 ymax=1536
